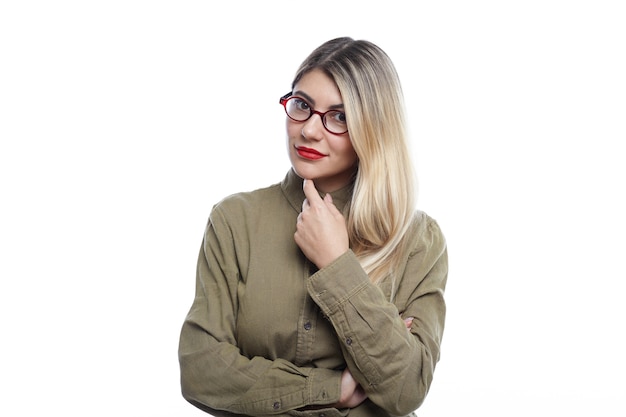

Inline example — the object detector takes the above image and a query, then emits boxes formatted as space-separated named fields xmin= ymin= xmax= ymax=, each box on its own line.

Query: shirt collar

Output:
xmin=281 ymin=168 xmax=354 ymax=214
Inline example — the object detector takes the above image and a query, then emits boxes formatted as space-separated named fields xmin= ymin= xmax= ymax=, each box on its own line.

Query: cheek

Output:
xmin=286 ymin=119 xmax=301 ymax=139
xmin=336 ymin=138 xmax=358 ymax=161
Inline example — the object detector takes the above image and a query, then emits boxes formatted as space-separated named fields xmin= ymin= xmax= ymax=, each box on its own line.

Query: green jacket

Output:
xmin=179 ymin=169 xmax=448 ymax=417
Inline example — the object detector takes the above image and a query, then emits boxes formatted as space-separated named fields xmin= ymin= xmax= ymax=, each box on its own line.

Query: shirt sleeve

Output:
xmin=178 ymin=207 xmax=342 ymax=416
xmin=307 ymin=215 xmax=448 ymax=416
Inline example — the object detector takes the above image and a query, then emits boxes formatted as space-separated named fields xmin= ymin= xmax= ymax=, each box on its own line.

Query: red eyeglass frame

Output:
xmin=279 ymin=92 xmax=348 ymax=135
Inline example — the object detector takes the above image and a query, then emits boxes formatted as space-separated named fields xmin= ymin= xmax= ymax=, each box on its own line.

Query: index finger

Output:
xmin=302 ymin=179 xmax=323 ymax=204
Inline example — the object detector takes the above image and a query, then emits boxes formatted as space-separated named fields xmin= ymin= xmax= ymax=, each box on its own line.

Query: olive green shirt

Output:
xmin=179 ymin=169 xmax=448 ymax=417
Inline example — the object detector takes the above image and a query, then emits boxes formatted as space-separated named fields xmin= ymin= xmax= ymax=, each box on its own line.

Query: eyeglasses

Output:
xmin=279 ymin=92 xmax=348 ymax=135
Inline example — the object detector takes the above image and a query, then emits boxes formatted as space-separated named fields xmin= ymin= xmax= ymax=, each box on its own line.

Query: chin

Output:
xmin=290 ymin=158 xmax=316 ymax=180
xmin=291 ymin=166 xmax=315 ymax=181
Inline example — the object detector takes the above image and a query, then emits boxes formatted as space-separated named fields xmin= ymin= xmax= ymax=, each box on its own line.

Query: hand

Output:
xmin=335 ymin=368 xmax=367 ymax=409
xmin=294 ymin=179 xmax=349 ymax=269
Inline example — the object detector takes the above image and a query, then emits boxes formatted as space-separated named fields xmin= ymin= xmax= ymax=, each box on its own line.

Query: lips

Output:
xmin=295 ymin=146 xmax=326 ymax=160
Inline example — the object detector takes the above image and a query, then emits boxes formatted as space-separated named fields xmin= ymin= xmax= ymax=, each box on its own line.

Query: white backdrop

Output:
xmin=1 ymin=1 xmax=625 ymax=416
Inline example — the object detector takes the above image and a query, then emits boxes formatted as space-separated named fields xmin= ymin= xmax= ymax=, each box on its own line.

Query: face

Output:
xmin=286 ymin=69 xmax=358 ymax=193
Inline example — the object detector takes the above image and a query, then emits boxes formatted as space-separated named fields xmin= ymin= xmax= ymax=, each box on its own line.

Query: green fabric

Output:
xmin=179 ymin=169 xmax=448 ymax=417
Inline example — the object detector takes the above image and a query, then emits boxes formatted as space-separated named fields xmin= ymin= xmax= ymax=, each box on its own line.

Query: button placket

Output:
xmin=294 ymin=263 xmax=318 ymax=364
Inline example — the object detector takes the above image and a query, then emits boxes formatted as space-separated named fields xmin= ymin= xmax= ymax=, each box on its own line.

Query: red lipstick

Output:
xmin=295 ymin=146 xmax=326 ymax=160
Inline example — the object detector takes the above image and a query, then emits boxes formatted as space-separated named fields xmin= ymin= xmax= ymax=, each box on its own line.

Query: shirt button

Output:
xmin=304 ymin=321 xmax=312 ymax=330
xmin=273 ymin=401 xmax=280 ymax=410
xmin=346 ymin=337 xmax=352 ymax=345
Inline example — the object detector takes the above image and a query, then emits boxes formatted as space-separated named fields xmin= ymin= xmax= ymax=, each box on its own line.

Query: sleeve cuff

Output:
xmin=306 ymin=367 xmax=342 ymax=406
xmin=307 ymin=250 xmax=370 ymax=316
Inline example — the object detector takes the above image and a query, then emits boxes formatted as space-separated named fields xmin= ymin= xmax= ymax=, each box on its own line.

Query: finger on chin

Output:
xmin=302 ymin=178 xmax=320 ymax=201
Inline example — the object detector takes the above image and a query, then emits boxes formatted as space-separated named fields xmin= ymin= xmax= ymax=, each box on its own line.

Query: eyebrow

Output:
xmin=293 ymin=90 xmax=345 ymax=110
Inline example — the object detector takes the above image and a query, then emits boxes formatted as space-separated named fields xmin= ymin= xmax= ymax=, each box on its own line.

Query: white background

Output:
xmin=1 ymin=1 xmax=625 ymax=416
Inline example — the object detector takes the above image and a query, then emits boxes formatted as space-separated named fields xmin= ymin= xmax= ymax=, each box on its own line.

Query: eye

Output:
xmin=329 ymin=111 xmax=347 ymax=125
xmin=292 ymin=98 xmax=310 ymax=111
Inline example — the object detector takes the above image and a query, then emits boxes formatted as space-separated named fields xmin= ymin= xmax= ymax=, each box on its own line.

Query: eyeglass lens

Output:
xmin=284 ymin=97 xmax=347 ymax=134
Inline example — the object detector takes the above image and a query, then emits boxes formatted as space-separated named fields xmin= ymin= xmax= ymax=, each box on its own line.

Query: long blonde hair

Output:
xmin=292 ymin=37 xmax=417 ymax=288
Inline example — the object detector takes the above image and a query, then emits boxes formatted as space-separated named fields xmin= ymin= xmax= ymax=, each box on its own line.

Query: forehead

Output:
xmin=293 ymin=69 xmax=342 ymax=106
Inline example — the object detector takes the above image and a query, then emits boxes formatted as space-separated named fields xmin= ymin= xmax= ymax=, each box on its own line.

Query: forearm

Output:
xmin=307 ymin=249 xmax=447 ymax=415
xmin=179 ymin=318 xmax=342 ymax=415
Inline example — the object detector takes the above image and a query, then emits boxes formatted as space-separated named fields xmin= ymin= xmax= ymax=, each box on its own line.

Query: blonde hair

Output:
xmin=292 ymin=37 xmax=417 ymax=289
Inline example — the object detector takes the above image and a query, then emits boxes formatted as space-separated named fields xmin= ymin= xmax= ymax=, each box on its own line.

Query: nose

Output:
xmin=301 ymin=113 xmax=325 ymax=140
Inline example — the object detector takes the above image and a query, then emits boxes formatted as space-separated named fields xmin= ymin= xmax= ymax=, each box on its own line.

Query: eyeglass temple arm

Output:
xmin=279 ymin=92 xmax=293 ymax=104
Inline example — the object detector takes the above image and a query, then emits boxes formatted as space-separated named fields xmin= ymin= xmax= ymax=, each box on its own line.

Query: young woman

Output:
xmin=179 ymin=37 xmax=448 ymax=417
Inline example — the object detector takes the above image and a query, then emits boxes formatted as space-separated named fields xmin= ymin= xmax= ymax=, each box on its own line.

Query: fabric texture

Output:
xmin=179 ymin=169 xmax=448 ymax=417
